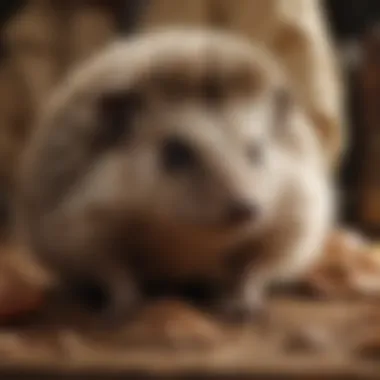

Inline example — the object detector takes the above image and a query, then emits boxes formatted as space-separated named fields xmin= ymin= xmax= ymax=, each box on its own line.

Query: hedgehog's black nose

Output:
xmin=226 ymin=201 xmax=259 ymax=226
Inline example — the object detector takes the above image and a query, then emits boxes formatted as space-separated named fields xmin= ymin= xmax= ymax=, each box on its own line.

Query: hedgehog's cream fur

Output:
xmin=16 ymin=29 xmax=335 ymax=319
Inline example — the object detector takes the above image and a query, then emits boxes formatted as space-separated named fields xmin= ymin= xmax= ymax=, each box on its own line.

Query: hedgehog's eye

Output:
xmin=248 ymin=143 xmax=264 ymax=165
xmin=162 ymin=137 xmax=197 ymax=172
xmin=202 ymin=75 xmax=222 ymax=103
xmin=96 ymin=91 xmax=141 ymax=147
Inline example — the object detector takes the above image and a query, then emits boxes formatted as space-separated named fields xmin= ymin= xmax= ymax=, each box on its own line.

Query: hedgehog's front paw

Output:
xmin=69 ymin=277 xmax=142 ymax=327
xmin=100 ymin=281 xmax=143 ymax=326
xmin=216 ymin=296 xmax=263 ymax=323
xmin=215 ymin=286 xmax=266 ymax=324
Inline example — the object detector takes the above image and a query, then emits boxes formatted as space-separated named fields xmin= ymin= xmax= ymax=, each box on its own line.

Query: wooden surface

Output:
xmin=0 ymin=295 xmax=380 ymax=379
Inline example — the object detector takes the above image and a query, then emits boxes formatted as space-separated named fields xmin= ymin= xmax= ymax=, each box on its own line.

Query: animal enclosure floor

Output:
xmin=0 ymin=296 xmax=379 ymax=379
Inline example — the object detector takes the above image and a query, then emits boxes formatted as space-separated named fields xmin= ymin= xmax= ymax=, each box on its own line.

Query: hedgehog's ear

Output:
xmin=95 ymin=90 xmax=143 ymax=147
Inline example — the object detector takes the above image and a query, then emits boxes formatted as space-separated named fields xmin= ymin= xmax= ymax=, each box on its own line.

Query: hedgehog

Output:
xmin=15 ymin=29 xmax=335 ymax=321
